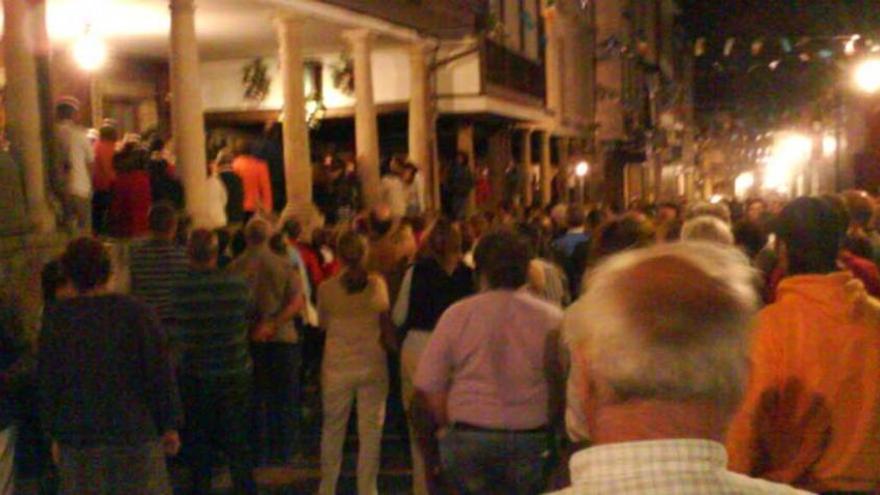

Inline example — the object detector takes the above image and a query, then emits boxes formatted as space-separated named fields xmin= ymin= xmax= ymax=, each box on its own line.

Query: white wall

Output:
xmin=435 ymin=46 xmax=482 ymax=96
xmin=200 ymin=48 xmax=412 ymax=112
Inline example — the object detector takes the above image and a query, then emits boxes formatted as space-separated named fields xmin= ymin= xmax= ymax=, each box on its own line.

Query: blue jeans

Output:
xmin=439 ymin=426 xmax=547 ymax=495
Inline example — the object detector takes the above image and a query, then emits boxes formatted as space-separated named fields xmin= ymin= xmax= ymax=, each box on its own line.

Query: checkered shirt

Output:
xmin=548 ymin=439 xmax=814 ymax=494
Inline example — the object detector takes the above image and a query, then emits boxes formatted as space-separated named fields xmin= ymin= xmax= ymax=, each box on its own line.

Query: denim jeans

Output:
xmin=251 ymin=342 xmax=302 ymax=464
xmin=181 ymin=375 xmax=256 ymax=495
xmin=439 ymin=427 xmax=548 ymax=495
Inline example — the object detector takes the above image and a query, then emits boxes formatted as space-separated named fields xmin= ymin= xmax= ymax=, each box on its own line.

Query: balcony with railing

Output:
xmin=481 ymin=38 xmax=546 ymax=104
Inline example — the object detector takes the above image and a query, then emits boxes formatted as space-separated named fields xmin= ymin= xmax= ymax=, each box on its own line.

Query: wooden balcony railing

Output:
xmin=482 ymin=38 xmax=546 ymax=102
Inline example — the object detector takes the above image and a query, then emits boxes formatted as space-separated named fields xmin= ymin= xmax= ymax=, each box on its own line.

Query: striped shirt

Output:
xmin=130 ymin=238 xmax=189 ymax=322
xmin=168 ymin=269 xmax=253 ymax=380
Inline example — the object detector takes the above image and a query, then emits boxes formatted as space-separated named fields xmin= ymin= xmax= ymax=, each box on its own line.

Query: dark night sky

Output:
xmin=680 ymin=0 xmax=880 ymax=123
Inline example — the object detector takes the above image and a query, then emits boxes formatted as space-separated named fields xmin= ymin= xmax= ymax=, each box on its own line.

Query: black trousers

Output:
xmin=181 ymin=375 xmax=256 ymax=495
xmin=250 ymin=342 xmax=302 ymax=464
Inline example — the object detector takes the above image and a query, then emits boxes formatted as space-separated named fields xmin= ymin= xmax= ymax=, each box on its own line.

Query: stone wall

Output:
xmin=0 ymin=233 xmax=69 ymax=340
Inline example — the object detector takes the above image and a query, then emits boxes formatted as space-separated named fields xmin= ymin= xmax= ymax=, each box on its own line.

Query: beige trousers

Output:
xmin=319 ymin=364 xmax=388 ymax=495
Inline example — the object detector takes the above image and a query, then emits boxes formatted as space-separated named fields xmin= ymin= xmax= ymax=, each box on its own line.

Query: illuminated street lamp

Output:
xmin=854 ymin=58 xmax=880 ymax=94
xmin=575 ymin=161 xmax=589 ymax=204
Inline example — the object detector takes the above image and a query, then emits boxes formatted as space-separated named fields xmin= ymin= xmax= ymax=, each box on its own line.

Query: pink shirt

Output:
xmin=414 ymin=289 xmax=563 ymax=430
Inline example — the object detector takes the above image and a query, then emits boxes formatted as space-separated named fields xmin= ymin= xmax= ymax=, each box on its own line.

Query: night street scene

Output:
xmin=1 ymin=0 xmax=880 ymax=494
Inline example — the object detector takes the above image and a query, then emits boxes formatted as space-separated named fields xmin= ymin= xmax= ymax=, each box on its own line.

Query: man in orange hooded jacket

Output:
xmin=726 ymin=196 xmax=880 ymax=494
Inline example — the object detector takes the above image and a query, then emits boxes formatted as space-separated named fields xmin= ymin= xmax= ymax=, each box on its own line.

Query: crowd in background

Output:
xmin=2 ymin=94 xmax=880 ymax=495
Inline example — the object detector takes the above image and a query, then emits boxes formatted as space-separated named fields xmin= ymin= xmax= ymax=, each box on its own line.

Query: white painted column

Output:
xmin=543 ymin=8 xmax=562 ymax=126
xmin=408 ymin=41 xmax=432 ymax=211
xmin=276 ymin=14 xmax=317 ymax=222
xmin=4 ymin=0 xmax=54 ymax=232
xmin=557 ymin=137 xmax=571 ymax=203
xmin=169 ymin=0 xmax=209 ymax=226
xmin=540 ymin=131 xmax=552 ymax=206
xmin=343 ymin=28 xmax=381 ymax=209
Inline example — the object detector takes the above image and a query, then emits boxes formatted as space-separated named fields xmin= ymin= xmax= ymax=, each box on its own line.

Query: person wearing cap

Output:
xmin=54 ymin=97 xmax=95 ymax=234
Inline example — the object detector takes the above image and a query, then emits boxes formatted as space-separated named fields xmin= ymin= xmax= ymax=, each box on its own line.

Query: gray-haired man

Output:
xmin=553 ymin=242 xmax=809 ymax=494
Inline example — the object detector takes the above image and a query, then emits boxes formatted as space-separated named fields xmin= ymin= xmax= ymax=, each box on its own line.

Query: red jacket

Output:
xmin=110 ymin=170 xmax=152 ymax=238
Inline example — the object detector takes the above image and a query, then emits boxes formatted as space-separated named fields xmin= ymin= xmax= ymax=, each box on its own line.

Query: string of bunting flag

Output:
xmin=691 ymin=33 xmax=880 ymax=74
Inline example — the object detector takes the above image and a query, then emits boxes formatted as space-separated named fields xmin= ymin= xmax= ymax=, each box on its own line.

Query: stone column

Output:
xmin=276 ymin=14 xmax=318 ymax=223
xmin=520 ymin=129 xmax=533 ymax=206
xmin=543 ymin=9 xmax=562 ymax=126
xmin=343 ymin=29 xmax=381 ymax=209
xmin=557 ymin=137 xmax=571 ymax=203
xmin=169 ymin=0 xmax=209 ymax=226
xmin=408 ymin=41 xmax=432 ymax=210
xmin=540 ymin=131 xmax=553 ymax=206
xmin=456 ymin=122 xmax=476 ymax=212
xmin=4 ymin=0 xmax=54 ymax=232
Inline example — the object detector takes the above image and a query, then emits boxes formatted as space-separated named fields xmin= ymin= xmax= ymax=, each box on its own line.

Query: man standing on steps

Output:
xmin=227 ymin=218 xmax=304 ymax=465
xmin=54 ymin=97 xmax=95 ymax=234
xmin=169 ymin=229 xmax=257 ymax=495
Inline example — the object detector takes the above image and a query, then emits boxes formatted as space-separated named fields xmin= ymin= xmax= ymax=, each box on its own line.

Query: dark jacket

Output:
xmin=0 ymin=299 xmax=30 ymax=430
xmin=38 ymin=294 xmax=182 ymax=447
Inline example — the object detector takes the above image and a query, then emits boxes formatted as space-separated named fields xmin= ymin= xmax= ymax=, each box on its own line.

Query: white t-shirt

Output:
xmin=201 ymin=174 xmax=228 ymax=230
xmin=55 ymin=120 xmax=95 ymax=198
xmin=380 ymin=175 xmax=407 ymax=218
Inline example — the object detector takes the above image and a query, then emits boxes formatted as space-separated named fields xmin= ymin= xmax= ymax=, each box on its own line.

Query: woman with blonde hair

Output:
xmin=317 ymin=231 xmax=396 ymax=495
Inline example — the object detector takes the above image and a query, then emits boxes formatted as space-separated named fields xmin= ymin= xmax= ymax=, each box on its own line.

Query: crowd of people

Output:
xmin=4 ymin=98 xmax=880 ymax=495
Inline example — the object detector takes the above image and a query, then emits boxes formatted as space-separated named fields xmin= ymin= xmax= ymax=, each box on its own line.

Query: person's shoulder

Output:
xmin=516 ymin=290 xmax=564 ymax=320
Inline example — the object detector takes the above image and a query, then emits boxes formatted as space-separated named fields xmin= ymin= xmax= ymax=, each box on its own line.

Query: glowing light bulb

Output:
xmin=73 ymin=30 xmax=107 ymax=71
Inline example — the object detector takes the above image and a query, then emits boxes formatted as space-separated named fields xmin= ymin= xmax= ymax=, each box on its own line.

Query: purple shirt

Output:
xmin=414 ymin=289 xmax=564 ymax=430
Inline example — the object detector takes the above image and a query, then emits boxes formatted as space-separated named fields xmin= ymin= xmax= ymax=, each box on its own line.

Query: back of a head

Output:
xmin=283 ymin=218 xmax=303 ymax=241
xmin=233 ymin=138 xmax=252 ymax=156
xmin=55 ymin=99 xmax=78 ymax=120
xmin=592 ymin=216 xmax=653 ymax=261
xmin=244 ymin=217 xmax=271 ymax=247
xmin=774 ymin=196 xmax=846 ymax=275
xmin=568 ymin=241 xmax=758 ymax=410
xmin=61 ymin=237 xmax=112 ymax=293
xmin=474 ymin=230 xmax=532 ymax=290
xmin=187 ymin=229 xmax=219 ymax=266
xmin=681 ymin=215 xmax=734 ymax=245
xmin=732 ymin=220 xmax=767 ymax=259
xmin=567 ymin=205 xmax=586 ymax=229
xmin=842 ymin=190 xmax=875 ymax=228
xmin=369 ymin=205 xmax=394 ymax=237
xmin=148 ymin=202 xmax=178 ymax=236
xmin=99 ymin=124 xmax=118 ymax=142
xmin=685 ymin=201 xmax=731 ymax=224
xmin=424 ymin=218 xmax=463 ymax=261
xmin=337 ymin=231 xmax=369 ymax=293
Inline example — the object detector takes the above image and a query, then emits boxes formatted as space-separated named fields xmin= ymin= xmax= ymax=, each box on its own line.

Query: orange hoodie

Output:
xmin=232 ymin=155 xmax=272 ymax=213
xmin=726 ymin=272 xmax=880 ymax=493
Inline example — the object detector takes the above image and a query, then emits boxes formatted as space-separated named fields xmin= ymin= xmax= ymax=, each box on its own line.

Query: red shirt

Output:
xmin=92 ymin=140 xmax=117 ymax=191
xmin=110 ymin=170 xmax=152 ymax=238
xmin=294 ymin=242 xmax=325 ymax=288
